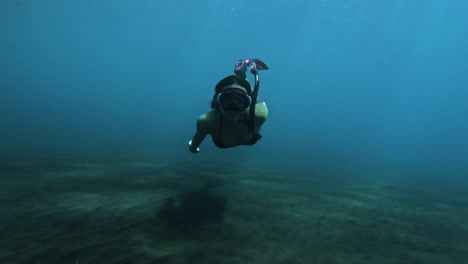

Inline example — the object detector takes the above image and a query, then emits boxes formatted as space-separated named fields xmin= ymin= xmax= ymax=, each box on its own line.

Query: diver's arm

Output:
xmin=257 ymin=102 xmax=269 ymax=119
xmin=254 ymin=102 xmax=269 ymax=132
xmin=188 ymin=115 xmax=209 ymax=153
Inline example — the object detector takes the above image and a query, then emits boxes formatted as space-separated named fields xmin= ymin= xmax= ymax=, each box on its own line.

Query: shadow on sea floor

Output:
xmin=0 ymin=156 xmax=467 ymax=263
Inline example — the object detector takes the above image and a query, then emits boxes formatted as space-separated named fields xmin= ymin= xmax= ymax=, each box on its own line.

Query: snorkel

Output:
xmin=234 ymin=59 xmax=269 ymax=132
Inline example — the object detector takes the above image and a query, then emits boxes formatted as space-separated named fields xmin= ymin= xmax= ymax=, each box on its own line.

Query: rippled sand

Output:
xmin=1 ymin=156 xmax=467 ymax=263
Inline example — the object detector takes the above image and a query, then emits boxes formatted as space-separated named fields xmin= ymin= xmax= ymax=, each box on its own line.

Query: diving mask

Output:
xmin=217 ymin=89 xmax=252 ymax=112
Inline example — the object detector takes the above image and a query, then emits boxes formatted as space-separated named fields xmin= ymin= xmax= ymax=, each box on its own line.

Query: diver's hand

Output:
xmin=188 ymin=140 xmax=200 ymax=153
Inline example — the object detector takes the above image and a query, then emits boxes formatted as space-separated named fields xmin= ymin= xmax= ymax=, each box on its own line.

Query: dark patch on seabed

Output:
xmin=0 ymin=156 xmax=467 ymax=264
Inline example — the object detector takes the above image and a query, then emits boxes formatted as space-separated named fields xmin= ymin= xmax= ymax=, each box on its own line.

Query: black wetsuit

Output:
xmin=212 ymin=115 xmax=262 ymax=148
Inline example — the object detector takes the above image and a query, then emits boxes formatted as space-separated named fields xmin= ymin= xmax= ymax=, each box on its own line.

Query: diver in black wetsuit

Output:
xmin=188 ymin=59 xmax=269 ymax=153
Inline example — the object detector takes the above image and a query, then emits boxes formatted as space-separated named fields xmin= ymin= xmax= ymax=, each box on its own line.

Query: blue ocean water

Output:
xmin=1 ymin=0 xmax=467 ymax=177
xmin=2 ymin=2 xmax=468 ymax=263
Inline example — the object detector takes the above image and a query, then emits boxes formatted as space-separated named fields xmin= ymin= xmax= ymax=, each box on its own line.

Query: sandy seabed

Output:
xmin=0 ymin=155 xmax=467 ymax=264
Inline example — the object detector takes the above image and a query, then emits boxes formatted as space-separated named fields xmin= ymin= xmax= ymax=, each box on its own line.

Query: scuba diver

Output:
xmin=188 ymin=59 xmax=269 ymax=153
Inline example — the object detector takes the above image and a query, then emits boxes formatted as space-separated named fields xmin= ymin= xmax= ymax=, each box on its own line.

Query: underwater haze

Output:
xmin=1 ymin=1 xmax=468 ymax=263
xmin=1 ymin=0 xmax=467 ymax=176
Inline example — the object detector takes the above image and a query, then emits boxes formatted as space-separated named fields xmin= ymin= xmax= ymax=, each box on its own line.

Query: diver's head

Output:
xmin=217 ymin=90 xmax=252 ymax=120
xmin=211 ymin=75 xmax=252 ymax=116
